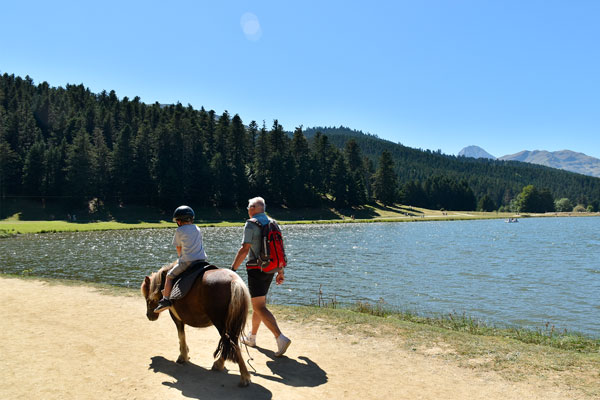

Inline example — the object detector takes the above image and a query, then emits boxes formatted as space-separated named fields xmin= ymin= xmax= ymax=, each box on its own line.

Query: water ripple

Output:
xmin=1 ymin=217 xmax=599 ymax=337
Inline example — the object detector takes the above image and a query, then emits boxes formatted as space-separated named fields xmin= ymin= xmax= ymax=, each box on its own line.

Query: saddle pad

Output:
xmin=170 ymin=262 xmax=219 ymax=300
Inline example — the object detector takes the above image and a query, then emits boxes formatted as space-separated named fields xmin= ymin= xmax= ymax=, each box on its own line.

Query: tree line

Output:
xmin=1 ymin=73 xmax=599 ymax=217
xmin=304 ymin=127 xmax=600 ymax=212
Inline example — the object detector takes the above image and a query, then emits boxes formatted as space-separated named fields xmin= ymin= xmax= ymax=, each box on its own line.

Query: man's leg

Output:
xmin=250 ymin=295 xmax=281 ymax=337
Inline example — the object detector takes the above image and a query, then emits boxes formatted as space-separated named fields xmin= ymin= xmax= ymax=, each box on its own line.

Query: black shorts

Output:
xmin=247 ymin=269 xmax=274 ymax=298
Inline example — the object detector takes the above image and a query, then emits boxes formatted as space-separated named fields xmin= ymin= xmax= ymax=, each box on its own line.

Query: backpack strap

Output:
xmin=247 ymin=217 xmax=262 ymax=228
xmin=246 ymin=217 xmax=264 ymax=269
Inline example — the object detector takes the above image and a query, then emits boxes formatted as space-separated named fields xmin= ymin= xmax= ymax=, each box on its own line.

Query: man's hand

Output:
xmin=275 ymin=270 xmax=285 ymax=285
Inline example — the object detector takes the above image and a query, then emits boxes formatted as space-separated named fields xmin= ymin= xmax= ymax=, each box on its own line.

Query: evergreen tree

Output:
xmin=252 ymin=123 xmax=269 ymax=195
xmin=330 ymin=153 xmax=351 ymax=207
xmin=91 ymin=127 xmax=111 ymax=202
xmin=400 ymin=180 xmax=427 ymax=207
xmin=64 ymin=128 xmax=94 ymax=206
xmin=43 ymin=138 xmax=67 ymax=201
xmin=111 ymin=124 xmax=134 ymax=202
xmin=477 ymin=194 xmax=496 ymax=212
xmin=373 ymin=151 xmax=397 ymax=205
xmin=290 ymin=126 xmax=315 ymax=206
xmin=21 ymin=137 xmax=46 ymax=197
xmin=0 ymin=136 xmax=19 ymax=217
xmin=152 ymin=124 xmax=183 ymax=208
xmin=344 ymin=139 xmax=368 ymax=205
xmin=228 ymin=114 xmax=249 ymax=206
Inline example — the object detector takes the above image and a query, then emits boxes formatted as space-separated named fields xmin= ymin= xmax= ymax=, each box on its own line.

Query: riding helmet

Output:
xmin=173 ymin=205 xmax=195 ymax=222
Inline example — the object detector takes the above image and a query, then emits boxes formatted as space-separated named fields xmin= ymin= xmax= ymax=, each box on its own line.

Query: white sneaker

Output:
xmin=241 ymin=334 xmax=256 ymax=347
xmin=275 ymin=334 xmax=291 ymax=357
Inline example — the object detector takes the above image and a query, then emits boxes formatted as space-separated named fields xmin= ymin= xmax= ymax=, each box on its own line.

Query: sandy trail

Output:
xmin=0 ymin=278 xmax=588 ymax=399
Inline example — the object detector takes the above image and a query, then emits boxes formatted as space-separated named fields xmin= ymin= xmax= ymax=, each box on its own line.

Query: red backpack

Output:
xmin=246 ymin=218 xmax=287 ymax=273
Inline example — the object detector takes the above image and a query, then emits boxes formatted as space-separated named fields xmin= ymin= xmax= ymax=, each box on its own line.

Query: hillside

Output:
xmin=499 ymin=150 xmax=600 ymax=178
xmin=303 ymin=127 xmax=600 ymax=208
xmin=1 ymin=73 xmax=599 ymax=218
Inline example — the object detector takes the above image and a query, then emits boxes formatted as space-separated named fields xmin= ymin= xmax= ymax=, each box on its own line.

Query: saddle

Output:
xmin=169 ymin=261 xmax=218 ymax=300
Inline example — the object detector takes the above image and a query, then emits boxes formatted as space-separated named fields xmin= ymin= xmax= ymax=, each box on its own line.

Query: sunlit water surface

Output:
xmin=1 ymin=217 xmax=598 ymax=336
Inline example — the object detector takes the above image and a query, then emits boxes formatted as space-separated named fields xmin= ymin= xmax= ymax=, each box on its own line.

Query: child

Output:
xmin=154 ymin=205 xmax=207 ymax=313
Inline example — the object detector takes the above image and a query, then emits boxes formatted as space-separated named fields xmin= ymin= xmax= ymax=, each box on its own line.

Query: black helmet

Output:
xmin=173 ymin=205 xmax=195 ymax=222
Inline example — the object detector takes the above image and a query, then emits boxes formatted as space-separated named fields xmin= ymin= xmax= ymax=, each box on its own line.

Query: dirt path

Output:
xmin=0 ymin=278 xmax=589 ymax=399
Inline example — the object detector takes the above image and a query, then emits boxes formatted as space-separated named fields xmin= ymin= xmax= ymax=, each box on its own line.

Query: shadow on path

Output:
xmin=149 ymin=356 xmax=272 ymax=400
xmin=251 ymin=347 xmax=328 ymax=387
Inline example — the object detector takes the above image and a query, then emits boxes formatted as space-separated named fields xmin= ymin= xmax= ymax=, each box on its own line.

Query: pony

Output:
xmin=141 ymin=262 xmax=251 ymax=387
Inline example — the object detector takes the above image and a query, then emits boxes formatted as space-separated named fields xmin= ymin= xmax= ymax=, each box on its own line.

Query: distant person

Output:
xmin=155 ymin=205 xmax=208 ymax=313
xmin=231 ymin=196 xmax=291 ymax=357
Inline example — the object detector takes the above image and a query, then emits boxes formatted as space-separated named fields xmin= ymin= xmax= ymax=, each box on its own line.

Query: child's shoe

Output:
xmin=154 ymin=298 xmax=172 ymax=313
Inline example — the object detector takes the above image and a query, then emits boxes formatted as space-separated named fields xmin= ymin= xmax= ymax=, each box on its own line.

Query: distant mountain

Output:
xmin=458 ymin=146 xmax=496 ymax=160
xmin=499 ymin=150 xmax=600 ymax=178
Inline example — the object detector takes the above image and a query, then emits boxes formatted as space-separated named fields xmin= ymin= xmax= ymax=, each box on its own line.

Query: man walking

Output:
xmin=231 ymin=197 xmax=291 ymax=357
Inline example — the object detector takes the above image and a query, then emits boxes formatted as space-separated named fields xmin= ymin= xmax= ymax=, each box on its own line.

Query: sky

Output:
xmin=2 ymin=0 xmax=599 ymax=159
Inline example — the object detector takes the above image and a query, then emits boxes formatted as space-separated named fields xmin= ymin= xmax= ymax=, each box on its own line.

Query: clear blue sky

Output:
xmin=2 ymin=1 xmax=599 ymax=158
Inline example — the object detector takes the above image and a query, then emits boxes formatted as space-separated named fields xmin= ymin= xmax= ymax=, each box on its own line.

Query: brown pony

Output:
xmin=141 ymin=262 xmax=251 ymax=387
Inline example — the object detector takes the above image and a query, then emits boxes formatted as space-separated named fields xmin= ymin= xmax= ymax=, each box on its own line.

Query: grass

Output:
xmin=347 ymin=301 xmax=599 ymax=352
xmin=270 ymin=301 xmax=600 ymax=396
xmin=2 ymin=199 xmax=599 ymax=235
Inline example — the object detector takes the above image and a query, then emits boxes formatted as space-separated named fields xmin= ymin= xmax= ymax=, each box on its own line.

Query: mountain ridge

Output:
xmin=458 ymin=146 xmax=600 ymax=178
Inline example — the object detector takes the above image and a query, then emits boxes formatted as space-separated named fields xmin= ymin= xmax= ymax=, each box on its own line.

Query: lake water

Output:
xmin=1 ymin=217 xmax=599 ymax=337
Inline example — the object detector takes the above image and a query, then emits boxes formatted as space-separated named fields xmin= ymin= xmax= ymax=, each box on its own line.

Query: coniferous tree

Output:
xmin=21 ymin=137 xmax=45 ymax=197
xmin=228 ymin=114 xmax=249 ymax=206
xmin=344 ymin=139 xmax=368 ymax=205
xmin=64 ymin=128 xmax=94 ymax=207
xmin=251 ymin=123 xmax=269 ymax=195
xmin=0 ymin=135 xmax=19 ymax=217
xmin=330 ymin=153 xmax=351 ymax=207
xmin=477 ymin=194 xmax=497 ymax=212
xmin=111 ymin=124 xmax=134 ymax=202
xmin=43 ymin=138 xmax=67 ymax=201
xmin=91 ymin=127 xmax=112 ymax=203
xmin=289 ymin=126 xmax=314 ymax=206
xmin=373 ymin=150 xmax=397 ymax=205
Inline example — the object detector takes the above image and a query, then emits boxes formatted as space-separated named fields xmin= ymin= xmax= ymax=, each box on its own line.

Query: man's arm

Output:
xmin=231 ymin=243 xmax=252 ymax=271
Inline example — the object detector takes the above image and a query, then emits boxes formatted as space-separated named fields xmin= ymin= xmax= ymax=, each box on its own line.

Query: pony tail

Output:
xmin=214 ymin=274 xmax=250 ymax=361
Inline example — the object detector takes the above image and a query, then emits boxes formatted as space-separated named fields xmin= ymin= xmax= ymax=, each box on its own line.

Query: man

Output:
xmin=231 ymin=196 xmax=291 ymax=357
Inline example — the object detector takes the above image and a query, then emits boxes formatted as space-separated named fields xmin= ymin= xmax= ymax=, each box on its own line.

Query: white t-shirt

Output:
xmin=172 ymin=224 xmax=207 ymax=263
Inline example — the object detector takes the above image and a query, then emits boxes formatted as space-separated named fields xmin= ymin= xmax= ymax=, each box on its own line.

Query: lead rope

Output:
xmin=240 ymin=328 xmax=256 ymax=373
xmin=243 ymin=338 xmax=257 ymax=373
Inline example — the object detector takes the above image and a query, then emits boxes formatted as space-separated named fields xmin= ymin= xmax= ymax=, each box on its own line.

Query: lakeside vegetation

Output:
xmin=2 ymin=200 xmax=597 ymax=235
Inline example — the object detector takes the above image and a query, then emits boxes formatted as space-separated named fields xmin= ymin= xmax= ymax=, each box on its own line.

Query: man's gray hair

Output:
xmin=248 ymin=196 xmax=266 ymax=210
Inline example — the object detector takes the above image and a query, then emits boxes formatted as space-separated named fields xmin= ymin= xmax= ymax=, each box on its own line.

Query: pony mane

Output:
xmin=147 ymin=262 xmax=175 ymax=295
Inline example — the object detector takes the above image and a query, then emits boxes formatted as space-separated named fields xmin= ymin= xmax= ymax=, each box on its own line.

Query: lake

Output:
xmin=1 ymin=217 xmax=598 ymax=337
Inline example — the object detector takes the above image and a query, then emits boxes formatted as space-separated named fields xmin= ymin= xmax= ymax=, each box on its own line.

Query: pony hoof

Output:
xmin=176 ymin=356 xmax=189 ymax=364
xmin=238 ymin=378 xmax=251 ymax=387
xmin=211 ymin=362 xmax=225 ymax=371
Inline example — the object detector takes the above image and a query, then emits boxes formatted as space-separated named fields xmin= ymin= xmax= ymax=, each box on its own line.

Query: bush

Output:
xmin=554 ymin=198 xmax=572 ymax=212
xmin=573 ymin=204 xmax=587 ymax=212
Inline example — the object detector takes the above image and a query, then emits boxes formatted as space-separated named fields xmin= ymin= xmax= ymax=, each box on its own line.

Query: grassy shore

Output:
xmin=2 ymin=202 xmax=597 ymax=235
xmin=275 ymin=303 xmax=600 ymax=396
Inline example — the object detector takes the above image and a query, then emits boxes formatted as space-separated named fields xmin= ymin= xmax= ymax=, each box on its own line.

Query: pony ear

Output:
xmin=141 ymin=276 xmax=151 ymax=296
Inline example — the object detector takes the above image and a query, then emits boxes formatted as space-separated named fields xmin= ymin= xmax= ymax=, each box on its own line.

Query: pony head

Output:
xmin=141 ymin=267 xmax=168 ymax=321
